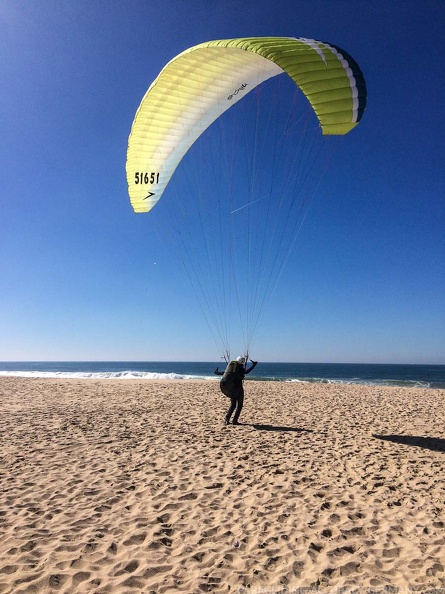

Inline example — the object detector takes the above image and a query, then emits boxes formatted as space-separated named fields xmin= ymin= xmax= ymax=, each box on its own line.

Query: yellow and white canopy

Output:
xmin=126 ymin=37 xmax=367 ymax=213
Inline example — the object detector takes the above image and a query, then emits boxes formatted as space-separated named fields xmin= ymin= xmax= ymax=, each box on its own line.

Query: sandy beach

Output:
xmin=0 ymin=377 xmax=444 ymax=593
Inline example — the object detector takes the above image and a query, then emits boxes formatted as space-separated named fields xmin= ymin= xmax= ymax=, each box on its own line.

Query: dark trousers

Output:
xmin=225 ymin=386 xmax=244 ymax=423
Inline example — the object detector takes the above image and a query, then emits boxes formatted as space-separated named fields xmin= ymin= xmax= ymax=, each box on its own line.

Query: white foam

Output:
xmin=285 ymin=376 xmax=431 ymax=388
xmin=0 ymin=370 xmax=217 ymax=381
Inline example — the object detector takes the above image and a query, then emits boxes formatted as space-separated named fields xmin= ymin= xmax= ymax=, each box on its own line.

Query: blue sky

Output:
xmin=1 ymin=0 xmax=444 ymax=363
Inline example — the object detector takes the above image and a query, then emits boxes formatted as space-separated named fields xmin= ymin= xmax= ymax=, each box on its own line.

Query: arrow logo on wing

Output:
xmin=143 ymin=192 xmax=155 ymax=201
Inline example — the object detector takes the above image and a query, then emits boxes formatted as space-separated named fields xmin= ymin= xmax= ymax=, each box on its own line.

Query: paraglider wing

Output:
xmin=126 ymin=37 xmax=366 ymax=214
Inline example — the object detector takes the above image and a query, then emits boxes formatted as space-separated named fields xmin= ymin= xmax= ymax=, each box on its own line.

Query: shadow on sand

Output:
xmin=373 ymin=434 xmax=445 ymax=453
xmin=251 ymin=424 xmax=312 ymax=433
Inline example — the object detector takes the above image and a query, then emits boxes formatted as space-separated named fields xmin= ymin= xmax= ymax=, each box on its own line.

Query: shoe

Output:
xmin=232 ymin=420 xmax=240 ymax=425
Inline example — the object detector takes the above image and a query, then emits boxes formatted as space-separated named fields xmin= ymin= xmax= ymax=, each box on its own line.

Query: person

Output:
xmin=214 ymin=356 xmax=258 ymax=425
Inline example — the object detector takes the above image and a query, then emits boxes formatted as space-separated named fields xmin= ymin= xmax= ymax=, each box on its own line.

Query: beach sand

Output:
xmin=0 ymin=377 xmax=444 ymax=593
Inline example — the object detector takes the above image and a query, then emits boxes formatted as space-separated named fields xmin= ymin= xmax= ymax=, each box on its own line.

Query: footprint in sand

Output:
xmin=72 ymin=571 xmax=91 ymax=586
xmin=114 ymin=560 xmax=139 ymax=576
xmin=123 ymin=532 xmax=147 ymax=546
xmin=178 ymin=492 xmax=198 ymax=501
xmin=0 ymin=565 xmax=18 ymax=575
xmin=48 ymin=574 xmax=68 ymax=588
xmin=328 ymin=544 xmax=356 ymax=558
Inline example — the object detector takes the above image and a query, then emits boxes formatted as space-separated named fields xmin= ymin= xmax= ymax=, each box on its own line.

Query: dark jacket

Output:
xmin=214 ymin=360 xmax=257 ymax=394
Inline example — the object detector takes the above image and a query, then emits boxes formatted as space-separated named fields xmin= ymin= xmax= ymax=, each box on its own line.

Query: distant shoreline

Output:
xmin=1 ymin=361 xmax=444 ymax=388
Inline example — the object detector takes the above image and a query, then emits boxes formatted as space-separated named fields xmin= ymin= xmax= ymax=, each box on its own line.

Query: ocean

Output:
xmin=0 ymin=361 xmax=444 ymax=389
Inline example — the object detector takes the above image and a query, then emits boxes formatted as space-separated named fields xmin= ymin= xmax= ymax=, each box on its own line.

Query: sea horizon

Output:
xmin=1 ymin=361 xmax=444 ymax=389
